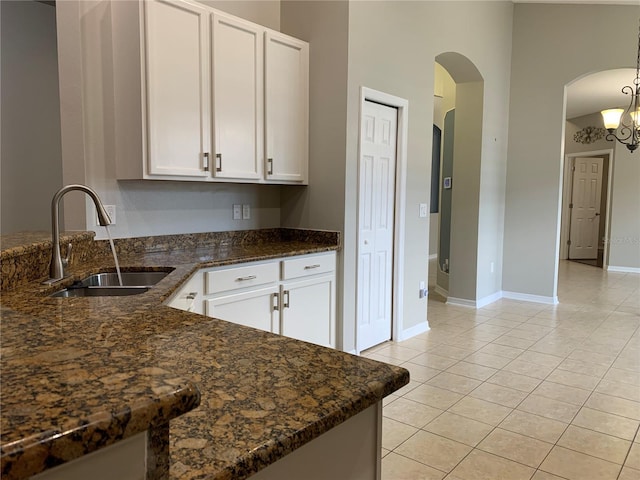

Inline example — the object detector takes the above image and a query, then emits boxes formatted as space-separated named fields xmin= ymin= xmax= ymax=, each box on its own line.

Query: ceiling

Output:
xmin=566 ymin=69 xmax=636 ymax=120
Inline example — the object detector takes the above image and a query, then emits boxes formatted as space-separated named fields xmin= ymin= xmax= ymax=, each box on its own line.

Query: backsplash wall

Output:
xmin=57 ymin=0 xmax=283 ymax=240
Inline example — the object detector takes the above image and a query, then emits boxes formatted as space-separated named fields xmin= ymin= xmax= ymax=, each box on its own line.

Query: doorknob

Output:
xmin=595 ymin=212 xmax=601 ymax=216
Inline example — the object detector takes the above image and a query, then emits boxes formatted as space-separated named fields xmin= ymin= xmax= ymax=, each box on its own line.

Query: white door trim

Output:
xmin=560 ymin=149 xmax=613 ymax=267
xmin=356 ymin=87 xmax=408 ymax=354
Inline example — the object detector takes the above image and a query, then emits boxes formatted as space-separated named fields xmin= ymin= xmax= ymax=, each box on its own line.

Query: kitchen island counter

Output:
xmin=0 ymin=229 xmax=409 ymax=480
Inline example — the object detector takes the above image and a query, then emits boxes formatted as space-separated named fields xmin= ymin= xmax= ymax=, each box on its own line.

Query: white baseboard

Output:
xmin=446 ymin=296 xmax=476 ymax=308
xmin=607 ymin=265 xmax=640 ymax=274
xmin=396 ymin=321 xmax=429 ymax=342
xmin=434 ymin=285 xmax=448 ymax=298
xmin=502 ymin=290 xmax=559 ymax=305
xmin=476 ymin=291 xmax=504 ymax=308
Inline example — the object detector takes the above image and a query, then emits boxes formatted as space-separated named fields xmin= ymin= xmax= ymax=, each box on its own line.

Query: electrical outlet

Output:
xmin=233 ymin=204 xmax=241 ymax=220
xmin=242 ymin=204 xmax=250 ymax=220
xmin=98 ymin=205 xmax=116 ymax=225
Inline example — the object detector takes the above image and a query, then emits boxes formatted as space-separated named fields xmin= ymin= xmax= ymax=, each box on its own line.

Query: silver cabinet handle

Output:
xmin=304 ymin=264 xmax=321 ymax=270
xmin=272 ymin=292 xmax=279 ymax=311
xmin=267 ymin=158 xmax=274 ymax=175
xmin=203 ymin=152 xmax=210 ymax=172
xmin=216 ymin=153 xmax=222 ymax=172
xmin=283 ymin=290 xmax=290 ymax=308
xmin=186 ymin=292 xmax=198 ymax=312
xmin=236 ymin=275 xmax=257 ymax=281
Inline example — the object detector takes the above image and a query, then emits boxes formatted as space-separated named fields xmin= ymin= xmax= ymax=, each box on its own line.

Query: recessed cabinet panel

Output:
xmin=281 ymin=276 xmax=335 ymax=348
xmin=206 ymin=287 xmax=279 ymax=334
xmin=265 ymin=32 xmax=309 ymax=183
xmin=212 ymin=14 xmax=263 ymax=180
xmin=144 ymin=0 xmax=210 ymax=177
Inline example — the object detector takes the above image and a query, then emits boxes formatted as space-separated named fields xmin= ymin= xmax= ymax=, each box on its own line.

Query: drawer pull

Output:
xmin=186 ymin=292 xmax=198 ymax=312
xmin=304 ymin=264 xmax=321 ymax=270
xmin=272 ymin=292 xmax=279 ymax=311
xmin=283 ymin=290 xmax=290 ymax=308
xmin=236 ymin=275 xmax=257 ymax=281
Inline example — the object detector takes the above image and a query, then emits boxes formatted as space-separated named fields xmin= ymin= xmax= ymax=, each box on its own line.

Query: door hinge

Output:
xmin=569 ymin=203 xmax=573 ymax=209
xmin=567 ymin=240 xmax=572 ymax=246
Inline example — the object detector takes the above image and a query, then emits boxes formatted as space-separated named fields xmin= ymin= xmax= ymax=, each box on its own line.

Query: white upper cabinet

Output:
xmin=115 ymin=0 xmax=308 ymax=184
xmin=211 ymin=13 xmax=263 ymax=180
xmin=265 ymin=32 xmax=309 ymax=183
xmin=143 ymin=0 xmax=211 ymax=178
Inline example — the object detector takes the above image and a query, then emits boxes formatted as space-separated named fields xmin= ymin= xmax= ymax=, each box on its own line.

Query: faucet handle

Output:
xmin=62 ymin=243 xmax=73 ymax=268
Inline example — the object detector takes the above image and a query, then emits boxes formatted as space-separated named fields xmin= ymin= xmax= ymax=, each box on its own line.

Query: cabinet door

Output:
xmin=206 ymin=287 xmax=279 ymax=334
xmin=165 ymin=271 xmax=204 ymax=314
xmin=281 ymin=276 xmax=335 ymax=348
xmin=144 ymin=0 xmax=211 ymax=177
xmin=211 ymin=13 xmax=263 ymax=180
xmin=264 ymin=32 xmax=309 ymax=183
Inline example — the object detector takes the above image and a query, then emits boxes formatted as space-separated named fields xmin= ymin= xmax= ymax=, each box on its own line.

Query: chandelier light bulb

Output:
xmin=601 ymin=108 xmax=624 ymax=131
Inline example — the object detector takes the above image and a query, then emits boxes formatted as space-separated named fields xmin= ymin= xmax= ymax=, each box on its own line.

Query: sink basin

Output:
xmin=80 ymin=271 xmax=170 ymax=287
xmin=50 ymin=286 xmax=149 ymax=297
xmin=49 ymin=269 xmax=173 ymax=297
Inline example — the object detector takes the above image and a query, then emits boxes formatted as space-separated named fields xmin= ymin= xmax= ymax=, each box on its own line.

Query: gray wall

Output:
xmin=281 ymin=0 xmax=513 ymax=351
xmin=55 ymin=0 xmax=282 ymax=238
xmin=1 ymin=1 xmax=63 ymax=234
xmin=279 ymin=0 xmax=350 ymax=348
xmin=504 ymin=3 xmax=639 ymax=299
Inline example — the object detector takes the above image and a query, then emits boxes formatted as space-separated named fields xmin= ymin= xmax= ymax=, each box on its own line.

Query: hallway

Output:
xmin=364 ymin=260 xmax=640 ymax=479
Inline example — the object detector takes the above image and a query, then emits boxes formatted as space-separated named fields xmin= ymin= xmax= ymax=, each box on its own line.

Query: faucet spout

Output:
xmin=45 ymin=184 xmax=112 ymax=284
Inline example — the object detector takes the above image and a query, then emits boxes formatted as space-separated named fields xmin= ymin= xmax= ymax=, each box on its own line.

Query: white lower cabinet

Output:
xmin=166 ymin=252 xmax=336 ymax=348
xmin=280 ymin=276 xmax=335 ymax=348
xmin=206 ymin=287 xmax=280 ymax=334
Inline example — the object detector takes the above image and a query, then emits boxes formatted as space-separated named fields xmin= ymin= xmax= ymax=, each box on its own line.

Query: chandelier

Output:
xmin=601 ymin=22 xmax=640 ymax=153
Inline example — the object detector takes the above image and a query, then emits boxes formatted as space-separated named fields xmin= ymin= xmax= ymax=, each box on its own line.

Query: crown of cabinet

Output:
xmin=113 ymin=0 xmax=309 ymax=185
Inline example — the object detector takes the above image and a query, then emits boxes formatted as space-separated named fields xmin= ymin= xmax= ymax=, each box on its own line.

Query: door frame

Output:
xmin=355 ymin=87 xmax=408 ymax=354
xmin=560 ymin=149 xmax=614 ymax=267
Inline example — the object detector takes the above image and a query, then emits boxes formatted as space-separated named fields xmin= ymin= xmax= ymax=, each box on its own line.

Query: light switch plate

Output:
xmin=233 ymin=204 xmax=241 ymax=220
xmin=419 ymin=203 xmax=428 ymax=218
xmin=242 ymin=204 xmax=250 ymax=220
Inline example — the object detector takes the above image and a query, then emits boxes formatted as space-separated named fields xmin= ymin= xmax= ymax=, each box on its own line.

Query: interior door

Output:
xmin=569 ymin=157 xmax=603 ymax=259
xmin=357 ymin=100 xmax=397 ymax=352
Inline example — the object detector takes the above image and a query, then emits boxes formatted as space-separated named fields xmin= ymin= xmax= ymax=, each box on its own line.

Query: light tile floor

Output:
xmin=363 ymin=260 xmax=640 ymax=480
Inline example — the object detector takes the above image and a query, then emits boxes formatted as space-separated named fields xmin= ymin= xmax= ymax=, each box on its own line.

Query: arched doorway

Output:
xmin=431 ymin=52 xmax=485 ymax=306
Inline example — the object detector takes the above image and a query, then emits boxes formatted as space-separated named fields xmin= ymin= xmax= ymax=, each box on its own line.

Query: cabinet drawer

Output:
xmin=281 ymin=252 xmax=335 ymax=280
xmin=206 ymin=261 xmax=279 ymax=294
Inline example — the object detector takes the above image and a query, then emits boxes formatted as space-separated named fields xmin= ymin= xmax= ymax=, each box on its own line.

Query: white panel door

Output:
xmin=264 ymin=31 xmax=309 ymax=183
xmin=357 ymin=101 xmax=397 ymax=352
xmin=569 ymin=157 xmax=603 ymax=259
xmin=144 ymin=0 xmax=211 ymax=177
xmin=211 ymin=13 xmax=263 ymax=180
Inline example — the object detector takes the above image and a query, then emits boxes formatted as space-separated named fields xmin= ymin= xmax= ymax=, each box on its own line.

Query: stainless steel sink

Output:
xmin=50 ymin=269 xmax=172 ymax=297
xmin=50 ymin=286 xmax=150 ymax=297
xmin=80 ymin=271 xmax=170 ymax=287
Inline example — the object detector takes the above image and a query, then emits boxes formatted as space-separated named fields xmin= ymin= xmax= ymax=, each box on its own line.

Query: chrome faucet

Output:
xmin=45 ymin=184 xmax=112 ymax=284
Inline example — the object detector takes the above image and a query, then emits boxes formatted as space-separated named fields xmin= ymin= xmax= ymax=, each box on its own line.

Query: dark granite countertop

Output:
xmin=0 ymin=229 xmax=409 ymax=480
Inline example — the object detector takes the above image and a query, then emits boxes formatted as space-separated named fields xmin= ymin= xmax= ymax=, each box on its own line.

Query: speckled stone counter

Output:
xmin=0 ymin=229 xmax=409 ymax=480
